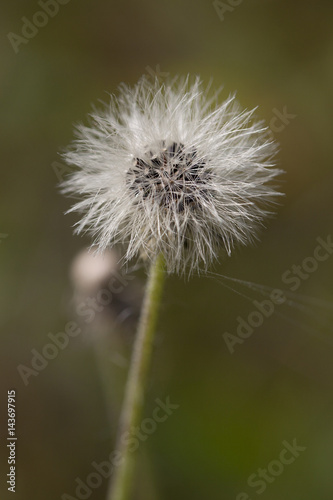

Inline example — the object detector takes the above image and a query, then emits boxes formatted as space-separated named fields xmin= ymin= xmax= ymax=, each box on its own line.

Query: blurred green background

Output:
xmin=1 ymin=0 xmax=333 ymax=499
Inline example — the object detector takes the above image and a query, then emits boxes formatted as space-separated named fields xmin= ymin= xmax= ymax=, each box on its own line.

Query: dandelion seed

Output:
xmin=62 ymin=76 xmax=282 ymax=275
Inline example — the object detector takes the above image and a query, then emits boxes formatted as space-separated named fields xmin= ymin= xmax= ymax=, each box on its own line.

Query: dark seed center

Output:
xmin=127 ymin=141 xmax=208 ymax=211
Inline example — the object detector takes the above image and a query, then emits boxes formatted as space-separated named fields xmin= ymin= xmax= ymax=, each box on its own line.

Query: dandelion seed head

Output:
xmin=62 ymin=76 xmax=283 ymax=275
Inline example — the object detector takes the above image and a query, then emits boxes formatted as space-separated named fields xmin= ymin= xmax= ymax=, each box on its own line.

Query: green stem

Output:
xmin=107 ymin=253 xmax=166 ymax=500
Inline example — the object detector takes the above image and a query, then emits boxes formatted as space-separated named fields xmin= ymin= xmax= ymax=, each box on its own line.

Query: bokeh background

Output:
xmin=1 ymin=0 xmax=333 ymax=499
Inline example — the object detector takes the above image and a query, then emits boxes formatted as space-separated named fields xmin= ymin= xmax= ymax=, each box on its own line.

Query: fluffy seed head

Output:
xmin=62 ymin=76 xmax=282 ymax=275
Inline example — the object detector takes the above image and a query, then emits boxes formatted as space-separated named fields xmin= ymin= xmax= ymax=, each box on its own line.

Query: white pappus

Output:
xmin=62 ymin=76 xmax=283 ymax=275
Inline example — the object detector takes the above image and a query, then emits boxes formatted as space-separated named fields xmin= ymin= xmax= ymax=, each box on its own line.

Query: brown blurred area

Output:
xmin=1 ymin=1 xmax=333 ymax=499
